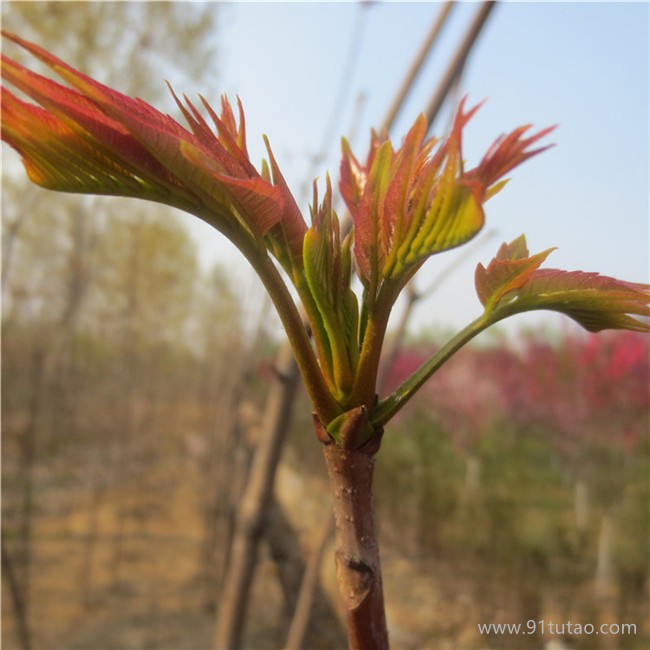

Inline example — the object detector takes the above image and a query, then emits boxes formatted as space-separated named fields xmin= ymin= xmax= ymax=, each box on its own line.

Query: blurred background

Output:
xmin=1 ymin=2 xmax=648 ymax=649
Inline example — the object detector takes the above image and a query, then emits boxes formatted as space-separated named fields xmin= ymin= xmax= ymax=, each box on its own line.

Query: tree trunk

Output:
xmin=321 ymin=434 xmax=389 ymax=650
xmin=213 ymin=343 xmax=301 ymax=650
xmin=574 ymin=479 xmax=589 ymax=533
xmin=1 ymin=538 xmax=31 ymax=650
xmin=12 ymin=345 xmax=46 ymax=648
xmin=595 ymin=512 xmax=614 ymax=597
xmin=465 ymin=454 xmax=481 ymax=497
xmin=283 ymin=513 xmax=335 ymax=650
xmin=265 ymin=494 xmax=308 ymax=616
xmin=79 ymin=481 xmax=104 ymax=608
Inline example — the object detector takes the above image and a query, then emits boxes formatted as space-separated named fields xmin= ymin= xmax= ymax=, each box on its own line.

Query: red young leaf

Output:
xmin=262 ymin=137 xmax=308 ymax=265
xmin=477 ymin=236 xmax=650 ymax=332
xmin=1 ymin=31 xmax=300 ymax=243
xmin=340 ymin=98 xmax=554 ymax=291
xmin=351 ymin=141 xmax=393 ymax=285
xmin=475 ymin=234 xmax=556 ymax=308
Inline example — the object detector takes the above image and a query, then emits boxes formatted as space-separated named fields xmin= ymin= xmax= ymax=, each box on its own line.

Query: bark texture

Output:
xmin=321 ymin=429 xmax=388 ymax=650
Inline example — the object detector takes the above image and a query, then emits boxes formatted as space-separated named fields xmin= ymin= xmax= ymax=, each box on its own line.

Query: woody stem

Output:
xmin=320 ymin=431 xmax=389 ymax=650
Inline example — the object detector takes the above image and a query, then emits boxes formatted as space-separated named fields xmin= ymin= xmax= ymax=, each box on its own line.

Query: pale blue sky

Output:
xmin=181 ymin=1 xmax=648 ymax=335
xmin=3 ymin=1 xmax=647 ymax=336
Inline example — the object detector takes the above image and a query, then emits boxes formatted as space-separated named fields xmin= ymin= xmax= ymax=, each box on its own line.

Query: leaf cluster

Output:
xmin=2 ymin=33 xmax=648 ymax=446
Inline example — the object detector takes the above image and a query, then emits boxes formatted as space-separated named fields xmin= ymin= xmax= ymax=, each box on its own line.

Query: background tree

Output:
xmin=1 ymin=3 xmax=219 ymax=647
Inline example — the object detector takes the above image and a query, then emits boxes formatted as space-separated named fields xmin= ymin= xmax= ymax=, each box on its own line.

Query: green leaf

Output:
xmin=503 ymin=269 xmax=650 ymax=332
xmin=478 ymin=236 xmax=650 ymax=333
xmin=303 ymin=224 xmax=335 ymax=384
xmin=303 ymin=180 xmax=359 ymax=400
xmin=399 ymin=181 xmax=485 ymax=269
